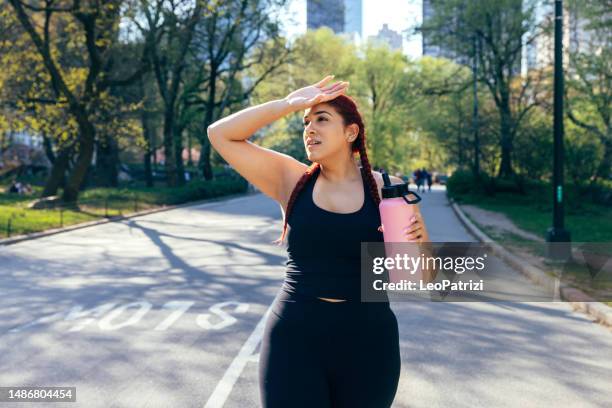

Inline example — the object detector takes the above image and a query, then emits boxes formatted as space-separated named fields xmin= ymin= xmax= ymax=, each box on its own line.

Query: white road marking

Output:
xmin=98 ymin=301 xmax=152 ymax=331
xmin=203 ymin=305 xmax=272 ymax=408
xmin=197 ymin=302 xmax=250 ymax=330
xmin=155 ymin=301 xmax=195 ymax=331
xmin=8 ymin=311 xmax=65 ymax=333
xmin=66 ymin=302 xmax=118 ymax=332
xmin=5 ymin=300 xmax=252 ymax=335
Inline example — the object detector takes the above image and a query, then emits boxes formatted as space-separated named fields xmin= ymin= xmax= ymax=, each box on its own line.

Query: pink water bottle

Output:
xmin=378 ymin=171 xmax=422 ymax=242
xmin=378 ymin=171 xmax=422 ymax=284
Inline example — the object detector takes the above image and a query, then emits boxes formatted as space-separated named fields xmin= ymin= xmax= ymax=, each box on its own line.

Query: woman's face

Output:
xmin=302 ymin=103 xmax=357 ymax=162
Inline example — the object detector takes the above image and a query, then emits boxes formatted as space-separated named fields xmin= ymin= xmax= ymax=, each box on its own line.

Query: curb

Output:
xmin=0 ymin=191 xmax=260 ymax=246
xmin=449 ymin=198 xmax=612 ymax=328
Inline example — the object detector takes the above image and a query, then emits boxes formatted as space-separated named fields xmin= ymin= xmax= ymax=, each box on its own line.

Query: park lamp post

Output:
xmin=546 ymin=0 xmax=571 ymax=260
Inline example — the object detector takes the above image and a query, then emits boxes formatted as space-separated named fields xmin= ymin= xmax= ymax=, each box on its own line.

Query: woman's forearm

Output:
xmin=207 ymin=98 xmax=295 ymax=141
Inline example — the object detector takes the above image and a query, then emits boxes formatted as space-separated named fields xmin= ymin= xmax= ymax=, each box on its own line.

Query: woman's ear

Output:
xmin=346 ymin=124 xmax=359 ymax=142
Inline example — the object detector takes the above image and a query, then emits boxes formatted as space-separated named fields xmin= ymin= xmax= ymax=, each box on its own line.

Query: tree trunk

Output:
xmin=163 ymin=106 xmax=178 ymax=186
xmin=144 ymin=150 xmax=153 ymax=187
xmin=199 ymin=70 xmax=216 ymax=181
xmin=41 ymin=144 xmax=72 ymax=198
xmin=62 ymin=120 xmax=95 ymax=202
xmin=498 ymin=102 xmax=514 ymax=178
xmin=94 ymin=133 xmax=119 ymax=187
xmin=457 ymin=115 xmax=464 ymax=166
xmin=143 ymin=112 xmax=154 ymax=187
xmin=199 ymin=140 xmax=213 ymax=180
xmin=187 ymin=131 xmax=193 ymax=167
xmin=42 ymin=132 xmax=56 ymax=164
xmin=595 ymin=136 xmax=612 ymax=181
xmin=174 ymin=125 xmax=186 ymax=186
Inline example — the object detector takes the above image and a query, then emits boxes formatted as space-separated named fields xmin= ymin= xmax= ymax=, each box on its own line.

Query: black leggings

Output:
xmin=259 ymin=291 xmax=401 ymax=408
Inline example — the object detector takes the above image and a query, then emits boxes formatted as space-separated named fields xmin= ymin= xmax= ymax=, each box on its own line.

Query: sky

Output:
xmin=277 ymin=0 xmax=423 ymax=58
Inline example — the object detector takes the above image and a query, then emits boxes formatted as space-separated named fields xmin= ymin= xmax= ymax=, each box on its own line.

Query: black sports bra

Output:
xmin=282 ymin=167 xmax=384 ymax=300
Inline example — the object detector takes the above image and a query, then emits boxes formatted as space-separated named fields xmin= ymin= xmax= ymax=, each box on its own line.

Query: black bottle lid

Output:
xmin=381 ymin=170 xmax=422 ymax=204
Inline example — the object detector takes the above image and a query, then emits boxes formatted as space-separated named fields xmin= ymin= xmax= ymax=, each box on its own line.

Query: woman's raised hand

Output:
xmin=284 ymin=75 xmax=349 ymax=111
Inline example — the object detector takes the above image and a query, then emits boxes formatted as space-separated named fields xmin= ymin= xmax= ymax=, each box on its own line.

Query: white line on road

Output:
xmin=203 ymin=305 xmax=272 ymax=408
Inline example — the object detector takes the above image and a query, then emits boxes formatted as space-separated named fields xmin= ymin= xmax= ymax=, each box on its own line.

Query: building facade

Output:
xmin=307 ymin=0 xmax=345 ymax=33
xmin=344 ymin=0 xmax=363 ymax=42
xmin=368 ymin=23 xmax=403 ymax=51
xmin=523 ymin=1 xmax=594 ymax=73
xmin=421 ymin=0 xmax=469 ymax=65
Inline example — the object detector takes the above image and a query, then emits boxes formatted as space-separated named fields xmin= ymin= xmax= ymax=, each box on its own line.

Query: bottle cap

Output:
xmin=381 ymin=170 xmax=421 ymax=204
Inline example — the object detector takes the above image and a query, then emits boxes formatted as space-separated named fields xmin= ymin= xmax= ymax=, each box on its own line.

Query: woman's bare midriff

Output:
xmin=317 ymin=297 xmax=347 ymax=302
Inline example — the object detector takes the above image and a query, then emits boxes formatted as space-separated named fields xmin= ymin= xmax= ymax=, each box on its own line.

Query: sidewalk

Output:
xmin=461 ymin=204 xmax=544 ymax=242
xmin=452 ymin=200 xmax=612 ymax=328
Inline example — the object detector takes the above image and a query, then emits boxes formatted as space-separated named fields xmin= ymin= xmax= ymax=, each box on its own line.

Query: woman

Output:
xmin=208 ymin=75 xmax=430 ymax=407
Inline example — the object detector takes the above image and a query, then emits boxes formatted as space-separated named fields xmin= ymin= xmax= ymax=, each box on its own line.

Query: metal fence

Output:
xmin=2 ymin=192 xmax=147 ymax=238
xmin=1 ymin=169 xmax=249 ymax=239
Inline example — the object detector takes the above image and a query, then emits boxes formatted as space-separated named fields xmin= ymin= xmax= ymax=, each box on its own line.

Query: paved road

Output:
xmin=0 ymin=186 xmax=610 ymax=408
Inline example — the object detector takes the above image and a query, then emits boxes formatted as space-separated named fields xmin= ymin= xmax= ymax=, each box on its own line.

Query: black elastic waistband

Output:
xmin=270 ymin=291 xmax=393 ymax=326
xmin=275 ymin=287 xmax=391 ymax=309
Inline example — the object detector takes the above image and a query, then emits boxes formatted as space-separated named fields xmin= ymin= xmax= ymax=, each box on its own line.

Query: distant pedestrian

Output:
xmin=419 ymin=169 xmax=427 ymax=193
xmin=424 ymin=169 xmax=432 ymax=192
xmin=413 ymin=169 xmax=423 ymax=192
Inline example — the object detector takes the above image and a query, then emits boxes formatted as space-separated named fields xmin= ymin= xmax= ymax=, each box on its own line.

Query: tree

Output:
xmin=410 ymin=56 xmax=498 ymax=174
xmin=188 ymin=0 xmax=291 ymax=180
xmin=125 ymin=0 xmax=204 ymax=187
xmin=420 ymin=0 xmax=547 ymax=178
xmin=0 ymin=3 xmax=79 ymax=196
xmin=565 ymin=0 xmax=611 ymax=184
xmin=6 ymin=0 xmax=149 ymax=202
xmin=353 ymin=41 xmax=419 ymax=173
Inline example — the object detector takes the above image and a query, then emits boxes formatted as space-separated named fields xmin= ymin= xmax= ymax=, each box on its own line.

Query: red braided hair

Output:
xmin=273 ymin=94 xmax=380 ymax=245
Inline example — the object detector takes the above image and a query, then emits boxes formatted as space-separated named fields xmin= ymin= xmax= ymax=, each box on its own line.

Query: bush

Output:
xmin=446 ymin=169 xmax=490 ymax=197
xmin=569 ymin=181 xmax=612 ymax=208
xmin=485 ymin=175 xmax=526 ymax=195
xmin=591 ymin=181 xmax=612 ymax=206
xmin=77 ymin=174 xmax=249 ymax=207
xmin=157 ymin=177 xmax=249 ymax=205
xmin=448 ymin=169 xmax=551 ymax=199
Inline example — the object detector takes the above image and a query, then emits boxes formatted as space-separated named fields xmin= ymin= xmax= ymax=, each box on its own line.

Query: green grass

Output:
xmin=459 ymin=195 xmax=612 ymax=306
xmin=452 ymin=191 xmax=612 ymax=243
xmin=0 ymin=177 xmax=248 ymax=239
xmin=1 ymin=197 xmax=98 ymax=237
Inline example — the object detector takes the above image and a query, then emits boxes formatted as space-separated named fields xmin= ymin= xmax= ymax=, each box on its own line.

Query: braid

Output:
xmin=273 ymin=162 xmax=321 ymax=245
xmin=357 ymin=140 xmax=381 ymax=207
